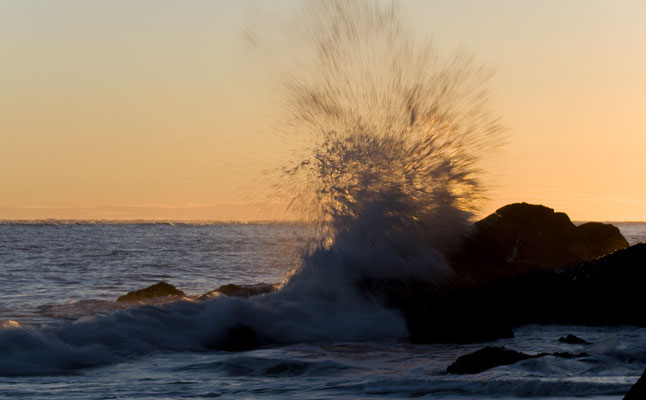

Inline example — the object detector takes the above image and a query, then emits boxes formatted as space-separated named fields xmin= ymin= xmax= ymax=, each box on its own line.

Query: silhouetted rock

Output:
xmin=508 ymin=242 xmax=646 ymax=326
xmin=360 ymin=242 xmax=646 ymax=343
xmin=355 ymin=203 xmax=639 ymax=343
xmin=116 ymin=282 xmax=185 ymax=302
xmin=357 ymin=278 xmax=516 ymax=344
xmin=558 ymin=334 xmax=590 ymax=345
xmin=577 ymin=222 xmax=630 ymax=256
xmin=624 ymin=368 xmax=646 ymax=400
xmin=447 ymin=346 xmax=588 ymax=374
xmin=444 ymin=242 xmax=646 ymax=329
xmin=454 ymin=203 xmax=629 ymax=280
xmin=202 ymin=324 xmax=261 ymax=352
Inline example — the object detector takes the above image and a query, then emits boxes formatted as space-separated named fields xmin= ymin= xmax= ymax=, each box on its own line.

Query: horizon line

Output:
xmin=1 ymin=218 xmax=644 ymax=224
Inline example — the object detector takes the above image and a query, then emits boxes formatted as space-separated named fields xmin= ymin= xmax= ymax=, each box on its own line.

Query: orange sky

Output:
xmin=1 ymin=0 xmax=645 ymax=221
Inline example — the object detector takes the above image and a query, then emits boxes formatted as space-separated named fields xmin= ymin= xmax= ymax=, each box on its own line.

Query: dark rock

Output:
xmin=357 ymin=278 xmax=515 ymax=344
xmin=448 ymin=243 xmax=646 ymax=328
xmin=214 ymin=283 xmax=277 ymax=298
xmin=508 ymin=242 xmax=646 ymax=326
xmin=558 ymin=334 xmax=591 ymax=345
xmin=577 ymin=222 xmax=630 ymax=256
xmin=447 ymin=346 xmax=588 ymax=374
xmin=361 ymin=242 xmax=646 ymax=344
xmin=447 ymin=346 xmax=534 ymax=374
xmin=116 ymin=282 xmax=185 ymax=302
xmin=356 ymin=203 xmax=640 ymax=344
xmin=202 ymin=324 xmax=261 ymax=352
xmin=453 ymin=203 xmax=629 ymax=280
xmin=624 ymin=367 xmax=646 ymax=400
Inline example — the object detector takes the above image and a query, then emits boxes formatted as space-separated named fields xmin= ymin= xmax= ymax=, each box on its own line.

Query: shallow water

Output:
xmin=0 ymin=222 xmax=645 ymax=399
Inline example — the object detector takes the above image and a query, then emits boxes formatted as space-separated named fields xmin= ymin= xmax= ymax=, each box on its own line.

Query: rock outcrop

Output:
xmin=116 ymin=282 xmax=185 ymax=302
xmin=447 ymin=243 xmax=644 ymax=341
xmin=358 ymin=278 xmax=515 ymax=344
xmin=500 ymin=242 xmax=646 ymax=326
xmin=453 ymin=203 xmax=629 ymax=281
xmin=359 ymin=204 xmax=642 ymax=343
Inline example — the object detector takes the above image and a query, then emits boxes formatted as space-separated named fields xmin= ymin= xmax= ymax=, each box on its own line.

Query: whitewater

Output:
xmin=0 ymin=222 xmax=645 ymax=399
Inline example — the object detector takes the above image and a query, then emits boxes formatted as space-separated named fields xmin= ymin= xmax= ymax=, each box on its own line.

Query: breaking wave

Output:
xmin=0 ymin=0 xmax=502 ymax=376
xmin=262 ymin=0 xmax=502 ymax=284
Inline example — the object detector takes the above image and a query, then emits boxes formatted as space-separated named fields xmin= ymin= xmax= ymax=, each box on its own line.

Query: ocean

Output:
xmin=0 ymin=222 xmax=644 ymax=399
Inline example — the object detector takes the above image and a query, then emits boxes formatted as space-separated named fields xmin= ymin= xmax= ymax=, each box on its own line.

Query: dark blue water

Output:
xmin=0 ymin=222 xmax=644 ymax=399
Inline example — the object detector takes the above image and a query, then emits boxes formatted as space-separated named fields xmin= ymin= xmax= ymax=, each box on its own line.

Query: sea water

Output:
xmin=3 ymin=1 xmax=645 ymax=397
xmin=0 ymin=222 xmax=644 ymax=399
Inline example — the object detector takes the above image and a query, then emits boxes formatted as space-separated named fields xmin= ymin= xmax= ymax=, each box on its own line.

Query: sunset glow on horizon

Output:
xmin=1 ymin=0 xmax=645 ymax=221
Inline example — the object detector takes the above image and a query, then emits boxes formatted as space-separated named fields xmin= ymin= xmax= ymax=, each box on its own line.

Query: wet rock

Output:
xmin=362 ymin=243 xmax=646 ymax=344
xmin=517 ymin=242 xmax=646 ymax=326
xmin=624 ymin=367 xmax=646 ymax=400
xmin=211 ymin=283 xmax=277 ymax=298
xmin=558 ymin=334 xmax=590 ymax=345
xmin=357 ymin=204 xmax=641 ymax=344
xmin=357 ymin=278 xmax=514 ymax=344
xmin=447 ymin=346 xmax=588 ymax=374
xmin=448 ymin=243 xmax=646 ymax=328
xmin=116 ymin=282 xmax=185 ymax=302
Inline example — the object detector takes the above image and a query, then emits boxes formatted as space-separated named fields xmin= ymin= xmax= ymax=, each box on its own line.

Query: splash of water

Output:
xmin=0 ymin=1 xmax=504 ymax=376
xmin=259 ymin=1 xmax=504 ymax=284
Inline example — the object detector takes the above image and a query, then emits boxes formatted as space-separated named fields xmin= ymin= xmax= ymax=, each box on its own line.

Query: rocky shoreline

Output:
xmin=116 ymin=202 xmax=645 ymax=397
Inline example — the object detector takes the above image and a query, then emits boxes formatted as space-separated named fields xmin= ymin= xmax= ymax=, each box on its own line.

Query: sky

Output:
xmin=1 ymin=0 xmax=645 ymax=221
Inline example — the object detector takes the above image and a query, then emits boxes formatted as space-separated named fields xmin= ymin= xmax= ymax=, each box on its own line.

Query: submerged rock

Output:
xmin=447 ymin=346 xmax=588 ymax=374
xmin=558 ymin=334 xmax=591 ymax=345
xmin=116 ymin=282 xmax=185 ymax=302
xmin=624 ymin=367 xmax=646 ymax=400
